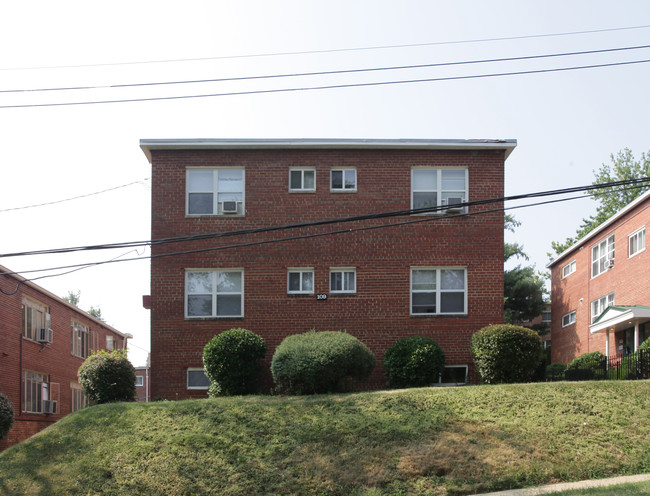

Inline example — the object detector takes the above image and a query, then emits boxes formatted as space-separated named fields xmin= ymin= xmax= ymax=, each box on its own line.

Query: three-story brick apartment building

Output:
xmin=548 ymin=189 xmax=650 ymax=364
xmin=0 ymin=265 xmax=130 ymax=450
xmin=140 ymin=139 xmax=516 ymax=399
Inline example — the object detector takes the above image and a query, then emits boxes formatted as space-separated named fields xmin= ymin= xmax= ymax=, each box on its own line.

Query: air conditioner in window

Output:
xmin=43 ymin=400 xmax=57 ymax=414
xmin=38 ymin=327 xmax=53 ymax=344
xmin=604 ymin=259 xmax=615 ymax=269
xmin=221 ymin=201 xmax=238 ymax=214
xmin=445 ymin=197 xmax=464 ymax=214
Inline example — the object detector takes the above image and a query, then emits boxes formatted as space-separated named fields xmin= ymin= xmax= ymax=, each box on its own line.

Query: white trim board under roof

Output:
xmin=139 ymin=138 xmax=517 ymax=163
xmin=547 ymin=188 xmax=650 ymax=269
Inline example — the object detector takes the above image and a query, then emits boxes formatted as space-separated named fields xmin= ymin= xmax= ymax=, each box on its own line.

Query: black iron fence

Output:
xmin=547 ymin=349 xmax=650 ymax=382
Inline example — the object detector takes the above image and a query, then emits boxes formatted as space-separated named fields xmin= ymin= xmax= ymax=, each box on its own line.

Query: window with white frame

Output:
xmin=287 ymin=269 xmax=314 ymax=294
xmin=71 ymin=383 xmax=88 ymax=412
xmin=542 ymin=311 xmax=552 ymax=323
xmin=591 ymin=293 xmax=614 ymax=323
xmin=330 ymin=268 xmax=356 ymax=293
xmin=22 ymin=297 xmax=49 ymax=342
xmin=330 ymin=168 xmax=356 ymax=191
xmin=135 ymin=376 xmax=144 ymax=387
xmin=562 ymin=260 xmax=576 ymax=278
xmin=562 ymin=311 xmax=576 ymax=327
xmin=289 ymin=169 xmax=316 ymax=192
xmin=106 ymin=335 xmax=115 ymax=351
xmin=411 ymin=268 xmax=467 ymax=315
xmin=71 ymin=321 xmax=91 ymax=358
xmin=186 ymin=168 xmax=245 ymax=215
xmin=591 ymin=234 xmax=615 ymax=278
xmin=629 ymin=227 xmax=645 ymax=258
xmin=411 ymin=168 xmax=467 ymax=213
xmin=23 ymin=370 xmax=48 ymax=414
xmin=187 ymin=368 xmax=211 ymax=390
xmin=186 ymin=270 xmax=244 ymax=318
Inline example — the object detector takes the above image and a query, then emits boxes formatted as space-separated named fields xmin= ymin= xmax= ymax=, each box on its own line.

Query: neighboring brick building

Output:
xmin=140 ymin=138 xmax=516 ymax=399
xmin=548 ymin=190 xmax=650 ymax=364
xmin=0 ymin=264 xmax=130 ymax=451
xmin=134 ymin=364 xmax=150 ymax=402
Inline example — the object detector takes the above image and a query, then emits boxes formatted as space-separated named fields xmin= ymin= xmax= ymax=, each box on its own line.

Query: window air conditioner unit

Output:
xmin=38 ymin=327 xmax=53 ymax=344
xmin=445 ymin=197 xmax=464 ymax=213
xmin=221 ymin=201 xmax=238 ymax=214
xmin=604 ymin=259 xmax=615 ymax=269
xmin=43 ymin=400 xmax=57 ymax=414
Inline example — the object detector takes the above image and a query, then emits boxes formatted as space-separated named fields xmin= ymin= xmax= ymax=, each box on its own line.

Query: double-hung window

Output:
xmin=289 ymin=169 xmax=316 ymax=192
xmin=186 ymin=270 xmax=244 ymax=318
xmin=411 ymin=168 xmax=467 ymax=213
xmin=562 ymin=311 xmax=576 ymax=327
xmin=288 ymin=269 xmax=314 ymax=294
xmin=330 ymin=268 xmax=356 ymax=293
xmin=187 ymin=168 xmax=245 ymax=215
xmin=71 ymin=383 xmax=88 ymax=412
xmin=591 ymin=235 xmax=614 ymax=278
xmin=330 ymin=168 xmax=356 ymax=191
xmin=22 ymin=297 xmax=49 ymax=342
xmin=71 ymin=321 xmax=91 ymax=358
xmin=411 ymin=268 xmax=467 ymax=315
xmin=629 ymin=227 xmax=645 ymax=258
xmin=562 ymin=260 xmax=576 ymax=278
xmin=591 ymin=292 xmax=614 ymax=323
xmin=187 ymin=368 xmax=211 ymax=390
xmin=23 ymin=370 xmax=48 ymax=414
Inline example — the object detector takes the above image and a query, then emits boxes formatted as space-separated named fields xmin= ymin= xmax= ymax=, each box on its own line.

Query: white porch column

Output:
xmin=605 ymin=329 xmax=610 ymax=360
xmin=634 ymin=321 xmax=640 ymax=351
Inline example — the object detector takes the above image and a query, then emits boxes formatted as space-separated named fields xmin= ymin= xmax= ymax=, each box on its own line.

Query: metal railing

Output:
xmin=547 ymin=349 xmax=650 ymax=381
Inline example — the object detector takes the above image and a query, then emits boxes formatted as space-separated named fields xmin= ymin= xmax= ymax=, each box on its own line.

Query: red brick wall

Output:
xmin=551 ymin=198 xmax=650 ymax=363
xmin=0 ymin=271 xmax=126 ymax=451
xmin=134 ymin=367 xmax=149 ymax=402
xmin=150 ymin=148 xmax=506 ymax=399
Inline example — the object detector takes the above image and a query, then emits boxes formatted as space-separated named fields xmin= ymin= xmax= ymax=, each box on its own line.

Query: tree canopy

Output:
xmin=551 ymin=148 xmax=650 ymax=257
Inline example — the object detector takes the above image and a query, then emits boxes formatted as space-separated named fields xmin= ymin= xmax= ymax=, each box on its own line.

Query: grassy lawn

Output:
xmin=0 ymin=381 xmax=649 ymax=495
xmin=552 ymin=480 xmax=650 ymax=495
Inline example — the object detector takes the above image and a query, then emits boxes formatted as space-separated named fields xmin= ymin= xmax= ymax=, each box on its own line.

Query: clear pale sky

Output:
xmin=1 ymin=1 xmax=649 ymax=366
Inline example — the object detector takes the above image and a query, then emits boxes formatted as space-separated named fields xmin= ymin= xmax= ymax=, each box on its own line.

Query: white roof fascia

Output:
xmin=589 ymin=307 xmax=650 ymax=334
xmin=547 ymin=188 xmax=650 ymax=269
xmin=139 ymin=138 xmax=517 ymax=163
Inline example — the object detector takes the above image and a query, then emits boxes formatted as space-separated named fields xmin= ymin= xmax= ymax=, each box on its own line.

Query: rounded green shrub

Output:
xmin=545 ymin=363 xmax=567 ymax=381
xmin=271 ymin=330 xmax=375 ymax=394
xmin=78 ymin=350 xmax=136 ymax=404
xmin=565 ymin=351 xmax=607 ymax=380
xmin=0 ymin=392 xmax=15 ymax=440
xmin=470 ymin=324 xmax=543 ymax=384
xmin=203 ymin=328 xmax=267 ymax=396
xmin=383 ymin=336 xmax=445 ymax=388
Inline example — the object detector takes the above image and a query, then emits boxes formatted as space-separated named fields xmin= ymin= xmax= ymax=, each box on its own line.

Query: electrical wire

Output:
xmin=1 ymin=178 xmax=648 ymax=291
xmin=2 ymin=58 xmax=649 ymax=109
xmin=0 ymin=178 xmax=149 ymax=213
xmin=2 ymin=24 xmax=649 ymax=71
xmin=3 ymin=44 xmax=649 ymax=95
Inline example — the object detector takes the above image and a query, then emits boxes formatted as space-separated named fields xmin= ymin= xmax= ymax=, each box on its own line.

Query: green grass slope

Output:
xmin=1 ymin=381 xmax=649 ymax=495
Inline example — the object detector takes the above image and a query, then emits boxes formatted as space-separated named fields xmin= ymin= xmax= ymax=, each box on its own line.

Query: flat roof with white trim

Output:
xmin=140 ymin=138 xmax=517 ymax=162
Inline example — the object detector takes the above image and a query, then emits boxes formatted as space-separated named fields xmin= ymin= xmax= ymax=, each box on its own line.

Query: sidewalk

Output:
xmin=477 ymin=473 xmax=650 ymax=495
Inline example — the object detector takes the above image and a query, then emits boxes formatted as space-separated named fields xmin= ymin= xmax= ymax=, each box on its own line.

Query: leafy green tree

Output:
xmin=0 ymin=393 xmax=14 ymax=440
xmin=552 ymin=148 xmax=650 ymax=256
xmin=88 ymin=306 xmax=104 ymax=322
xmin=62 ymin=290 xmax=81 ymax=306
xmin=504 ymin=214 xmax=548 ymax=324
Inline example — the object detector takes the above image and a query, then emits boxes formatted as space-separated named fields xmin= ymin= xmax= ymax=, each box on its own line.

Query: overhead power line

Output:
xmin=0 ymin=178 xmax=149 ymax=213
xmin=2 ymin=177 xmax=648 ymax=263
xmin=2 ymin=178 xmax=648 ymax=295
xmin=2 ymin=57 xmax=649 ymax=109
xmin=2 ymin=44 xmax=649 ymax=95
xmin=2 ymin=24 xmax=649 ymax=71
